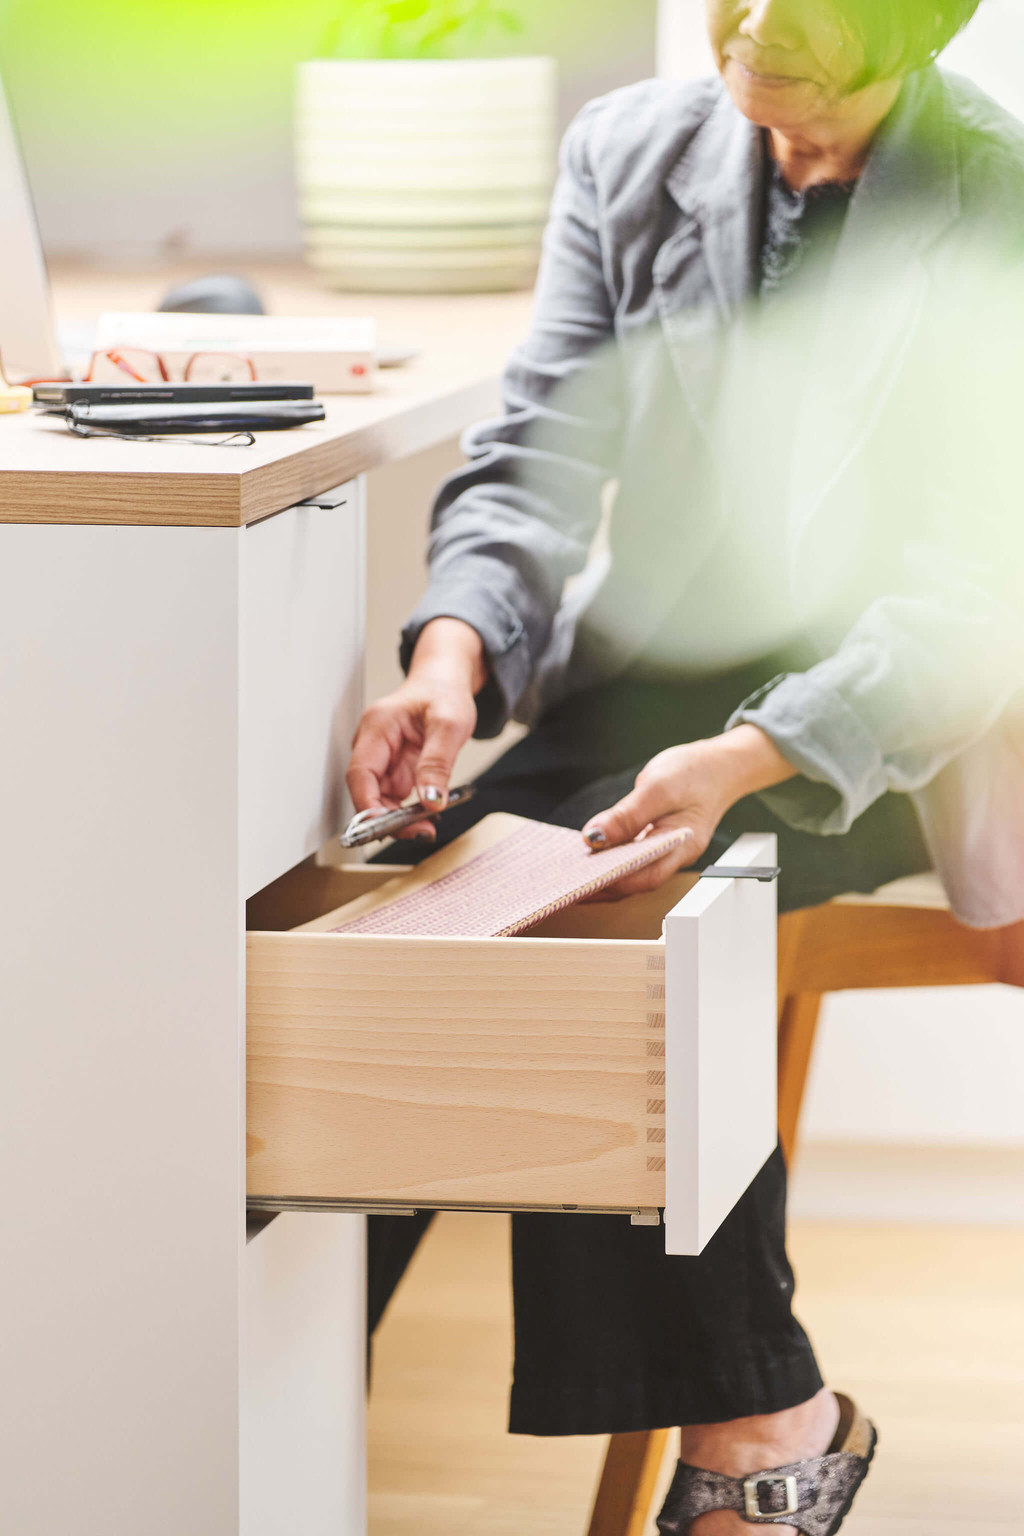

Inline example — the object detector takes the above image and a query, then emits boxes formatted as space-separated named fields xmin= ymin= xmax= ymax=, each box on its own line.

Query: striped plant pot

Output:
xmin=295 ymin=56 xmax=558 ymax=293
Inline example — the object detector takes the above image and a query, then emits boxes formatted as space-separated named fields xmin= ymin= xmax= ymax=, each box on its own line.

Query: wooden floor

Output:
xmin=367 ymin=1211 xmax=1024 ymax=1536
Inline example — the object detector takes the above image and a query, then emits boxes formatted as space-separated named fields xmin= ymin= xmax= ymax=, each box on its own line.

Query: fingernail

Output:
xmin=584 ymin=826 xmax=607 ymax=848
xmin=419 ymin=786 xmax=444 ymax=806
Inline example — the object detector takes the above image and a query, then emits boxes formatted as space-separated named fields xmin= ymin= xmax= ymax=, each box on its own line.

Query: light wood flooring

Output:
xmin=367 ymin=1212 xmax=1024 ymax=1535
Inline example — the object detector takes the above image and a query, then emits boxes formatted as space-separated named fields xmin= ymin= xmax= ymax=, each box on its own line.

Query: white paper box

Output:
xmin=95 ymin=312 xmax=377 ymax=393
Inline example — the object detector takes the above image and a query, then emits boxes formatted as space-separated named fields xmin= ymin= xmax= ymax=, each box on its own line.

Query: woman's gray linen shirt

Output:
xmin=402 ymin=68 xmax=1024 ymax=927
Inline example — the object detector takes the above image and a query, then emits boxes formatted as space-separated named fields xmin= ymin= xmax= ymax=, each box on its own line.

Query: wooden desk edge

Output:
xmin=0 ymin=376 xmax=498 ymax=528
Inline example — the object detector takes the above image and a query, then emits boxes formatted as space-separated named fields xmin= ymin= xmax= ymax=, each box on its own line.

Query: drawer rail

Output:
xmin=248 ymin=1197 xmax=661 ymax=1226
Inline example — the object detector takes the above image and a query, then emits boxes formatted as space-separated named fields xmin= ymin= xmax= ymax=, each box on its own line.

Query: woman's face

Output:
xmin=706 ymin=0 xmax=876 ymax=129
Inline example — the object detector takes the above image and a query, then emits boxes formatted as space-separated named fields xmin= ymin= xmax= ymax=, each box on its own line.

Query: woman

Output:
xmin=349 ymin=3 xmax=1024 ymax=1531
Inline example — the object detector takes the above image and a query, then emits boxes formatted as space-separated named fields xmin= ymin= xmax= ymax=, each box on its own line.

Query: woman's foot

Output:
xmin=680 ymin=1387 xmax=840 ymax=1535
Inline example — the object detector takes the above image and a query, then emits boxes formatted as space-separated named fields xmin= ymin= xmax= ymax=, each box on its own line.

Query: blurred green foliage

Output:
xmin=0 ymin=0 xmax=651 ymax=179
xmin=319 ymin=0 xmax=523 ymax=60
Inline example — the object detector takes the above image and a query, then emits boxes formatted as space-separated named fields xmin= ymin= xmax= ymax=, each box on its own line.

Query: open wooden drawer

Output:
xmin=245 ymin=825 xmax=778 ymax=1255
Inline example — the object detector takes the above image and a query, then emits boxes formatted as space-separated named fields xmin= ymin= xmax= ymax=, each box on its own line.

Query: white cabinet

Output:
xmin=0 ymin=485 xmax=367 ymax=1536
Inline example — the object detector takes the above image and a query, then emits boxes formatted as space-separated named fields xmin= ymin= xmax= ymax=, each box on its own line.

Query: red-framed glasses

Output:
xmin=85 ymin=348 xmax=257 ymax=385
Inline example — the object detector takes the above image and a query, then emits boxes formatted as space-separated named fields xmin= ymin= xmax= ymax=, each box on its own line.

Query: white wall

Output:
xmin=656 ymin=0 xmax=713 ymax=80
xmin=0 ymin=0 xmax=657 ymax=262
xmin=942 ymin=0 xmax=1024 ymax=119
xmin=804 ymin=986 xmax=1024 ymax=1148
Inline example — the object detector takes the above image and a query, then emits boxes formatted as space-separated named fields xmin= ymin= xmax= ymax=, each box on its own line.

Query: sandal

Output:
xmin=656 ymin=1393 xmax=877 ymax=1534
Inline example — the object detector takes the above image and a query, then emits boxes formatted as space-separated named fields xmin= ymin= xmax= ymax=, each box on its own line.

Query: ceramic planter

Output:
xmin=295 ymin=56 xmax=558 ymax=292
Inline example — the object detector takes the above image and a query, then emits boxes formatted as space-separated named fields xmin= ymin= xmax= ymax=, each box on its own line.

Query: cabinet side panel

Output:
xmin=0 ymin=525 xmax=243 ymax=1536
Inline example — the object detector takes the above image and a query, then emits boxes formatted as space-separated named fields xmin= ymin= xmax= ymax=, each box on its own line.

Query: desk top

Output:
xmin=0 ymin=263 xmax=533 ymax=528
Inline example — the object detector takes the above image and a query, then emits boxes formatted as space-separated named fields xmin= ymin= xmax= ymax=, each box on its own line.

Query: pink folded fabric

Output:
xmin=331 ymin=819 xmax=689 ymax=938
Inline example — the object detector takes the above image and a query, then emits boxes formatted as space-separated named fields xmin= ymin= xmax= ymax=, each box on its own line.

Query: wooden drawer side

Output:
xmin=246 ymin=931 xmax=667 ymax=1210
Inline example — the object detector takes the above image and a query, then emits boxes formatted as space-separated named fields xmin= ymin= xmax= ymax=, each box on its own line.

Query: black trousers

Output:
xmin=368 ymin=667 xmax=930 ymax=1435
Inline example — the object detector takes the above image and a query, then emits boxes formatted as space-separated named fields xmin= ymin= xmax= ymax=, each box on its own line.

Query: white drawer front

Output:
xmin=665 ymin=832 xmax=779 ymax=1254
xmin=240 ymin=486 xmax=364 ymax=897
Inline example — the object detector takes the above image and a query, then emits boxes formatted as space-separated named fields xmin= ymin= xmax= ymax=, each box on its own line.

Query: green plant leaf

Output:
xmin=318 ymin=0 xmax=524 ymax=60
xmin=418 ymin=17 xmax=466 ymax=51
xmin=493 ymin=7 xmax=523 ymax=33
xmin=384 ymin=0 xmax=432 ymax=24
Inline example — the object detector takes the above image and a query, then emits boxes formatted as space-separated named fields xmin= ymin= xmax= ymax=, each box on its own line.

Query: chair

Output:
xmin=584 ymin=873 xmax=1024 ymax=1536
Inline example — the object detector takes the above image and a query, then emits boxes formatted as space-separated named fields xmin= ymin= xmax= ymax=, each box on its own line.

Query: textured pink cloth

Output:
xmin=332 ymin=820 xmax=688 ymax=938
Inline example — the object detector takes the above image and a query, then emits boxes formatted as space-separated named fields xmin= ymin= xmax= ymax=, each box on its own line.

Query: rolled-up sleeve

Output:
xmin=728 ymin=552 xmax=1024 ymax=833
xmin=400 ymin=98 xmax=622 ymax=737
xmin=727 ymin=664 xmax=886 ymax=833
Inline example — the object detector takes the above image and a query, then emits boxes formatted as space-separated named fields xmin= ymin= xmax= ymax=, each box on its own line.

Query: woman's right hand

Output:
xmin=346 ymin=617 xmax=486 ymax=840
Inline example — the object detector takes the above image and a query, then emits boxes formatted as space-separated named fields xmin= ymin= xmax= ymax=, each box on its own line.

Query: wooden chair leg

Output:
xmin=777 ymin=992 xmax=824 ymax=1165
xmin=586 ymin=1429 xmax=672 ymax=1536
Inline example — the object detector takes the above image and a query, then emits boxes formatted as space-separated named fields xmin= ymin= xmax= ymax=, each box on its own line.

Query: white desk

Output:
xmin=0 ymin=272 xmax=531 ymax=1536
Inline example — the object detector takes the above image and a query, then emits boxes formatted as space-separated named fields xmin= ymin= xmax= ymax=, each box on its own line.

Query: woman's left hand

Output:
xmin=581 ymin=724 xmax=796 ymax=900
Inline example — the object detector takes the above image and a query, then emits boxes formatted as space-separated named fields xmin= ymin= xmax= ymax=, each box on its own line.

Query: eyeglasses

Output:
xmin=85 ymin=347 xmax=257 ymax=385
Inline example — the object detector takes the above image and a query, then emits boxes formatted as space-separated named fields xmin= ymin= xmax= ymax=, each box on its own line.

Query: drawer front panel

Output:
xmin=247 ymin=932 xmax=667 ymax=1210
xmin=240 ymin=485 xmax=364 ymax=898
xmin=665 ymin=845 xmax=779 ymax=1255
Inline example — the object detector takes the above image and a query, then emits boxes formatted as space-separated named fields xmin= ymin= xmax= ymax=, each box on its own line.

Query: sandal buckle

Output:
xmin=743 ymin=1473 xmax=800 ymax=1521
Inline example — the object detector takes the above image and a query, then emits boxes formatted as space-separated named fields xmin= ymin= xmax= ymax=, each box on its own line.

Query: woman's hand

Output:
xmin=581 ymin=724 xmax=796 ymax=899
xmin=346 ymin=618 xmax=487 ymax=841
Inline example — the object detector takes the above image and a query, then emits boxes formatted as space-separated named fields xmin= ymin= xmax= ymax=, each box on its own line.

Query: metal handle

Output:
xmin=295 ymin=483 xmax=350 ymax=510
xmin=700 ymin=865 xmax=780 ymax=882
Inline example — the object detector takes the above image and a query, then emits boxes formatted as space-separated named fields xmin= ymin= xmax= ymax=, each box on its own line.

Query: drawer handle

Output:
xmin=294 ymin=484 xmax=349 ymax=510
xmin=700 ymin=865 xmax=780 ymax=882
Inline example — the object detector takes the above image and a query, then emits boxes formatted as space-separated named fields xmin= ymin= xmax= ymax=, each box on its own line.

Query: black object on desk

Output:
xmin=63 ymin=399 xmax=325 ymax=435
xmin=34 ymin=380 xmax=315 ymax=408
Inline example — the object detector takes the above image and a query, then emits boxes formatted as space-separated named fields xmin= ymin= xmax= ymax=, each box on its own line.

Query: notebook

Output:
xmin=329 ymin=814 xmax=690 ymax=938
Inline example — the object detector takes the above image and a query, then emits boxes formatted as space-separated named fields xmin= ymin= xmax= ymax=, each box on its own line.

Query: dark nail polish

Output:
xmin=585 ymin=827 xmax=607 ymax=848
xmin=420 ymin=786 xmax=444 ymax=806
